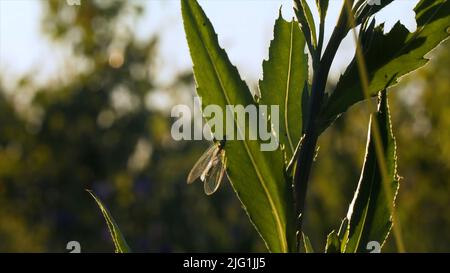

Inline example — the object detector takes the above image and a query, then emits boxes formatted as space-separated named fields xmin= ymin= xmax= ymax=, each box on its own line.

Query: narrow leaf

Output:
xmin=337 ymin=218 xmax=349 ymax=253
xmin=319 ymin=0 xmax=450 ymax=132
xmin=343 ymin=91 xmax=399 ymax=253
xmin=259 ymin=13 xmax=308 ymax=161
xmin=294 ymin=0 xmax=317 ymax=50
xmin=181 ymin=0 xmax=296 ymax=252
xmin=325 ymin=230 xmax=341 ymax=253
xmin=316 ymin=0 xmax=329 ymax=21
xmin=87 ymin=190 xmax=131 ymax=253
xmin=302 ymin=232 xmax=314 ymax=253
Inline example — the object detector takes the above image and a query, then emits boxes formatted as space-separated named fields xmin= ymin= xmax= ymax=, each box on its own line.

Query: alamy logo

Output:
xmin=367 ymin=0 xmax=382 ymax=6
xmin=171 ymin=97 xmax=280 ymax=151
xmin=66 ymin=0 xmax=81 ymax=6
xmin=66 ymin=241 xmax=81 ymax=253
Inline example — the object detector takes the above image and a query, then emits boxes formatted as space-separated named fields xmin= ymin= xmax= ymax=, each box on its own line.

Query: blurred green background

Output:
xmin=0 ymin=0 xmax=448 ymax=252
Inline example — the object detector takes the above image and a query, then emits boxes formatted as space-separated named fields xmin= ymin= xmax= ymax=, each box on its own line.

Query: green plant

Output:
xmin=88 ymin=190 xmax=131 ymax=253
xmin=181 ymin=0 xmax=450 ymax=253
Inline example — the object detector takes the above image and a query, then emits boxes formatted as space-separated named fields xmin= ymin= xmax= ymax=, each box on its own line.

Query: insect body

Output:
xmin=187 ymin=140 xmax=227 ymax=195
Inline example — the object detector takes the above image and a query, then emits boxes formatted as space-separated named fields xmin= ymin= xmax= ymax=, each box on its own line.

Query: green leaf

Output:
xmin=316 ymin=0 xmax=329 ymax=21
xmin=302 ymin=232 xmax=314 ymax=253
xmin=337 ymin=218 xmax=349 ymax=253
xmin=181 ymin=0 xmax=296 ymax=253
xmin=319 ymin=0 xmax=450 ymax=132
xmin=259 ymin=13 xmax=308 ymax=161
xmin=87 ymin=190 xmax=131 ymax=253
xmin=355 ymin=0 xmax=395 ymax=24
xmin=342 ymin=91 xmax=399 ymax=253
xmin=325 ymin=230 xmax=341 ymax=253
xmin=294 ymin=0 xmax=317 ymax=50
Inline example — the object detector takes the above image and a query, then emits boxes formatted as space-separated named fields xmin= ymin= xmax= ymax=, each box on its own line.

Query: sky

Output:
xmin=0 ymin=0 xmax=419 ymax=88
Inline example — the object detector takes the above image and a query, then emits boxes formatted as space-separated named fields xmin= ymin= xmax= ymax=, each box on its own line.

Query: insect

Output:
xmin=187 ymin=139 xmax=227 ymax=195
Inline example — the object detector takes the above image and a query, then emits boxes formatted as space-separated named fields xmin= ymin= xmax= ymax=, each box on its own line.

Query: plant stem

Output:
xmin=294 ymin=0 xmax=352 ymax=250
xmin=317 ymin=15 xmax=325 ymax=59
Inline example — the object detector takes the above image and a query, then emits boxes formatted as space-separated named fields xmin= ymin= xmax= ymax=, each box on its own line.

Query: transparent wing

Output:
xmin=187 ymin=145 xmax=218 ymax=184
xmin=203 ymin=152 xmax=226 ymax=195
